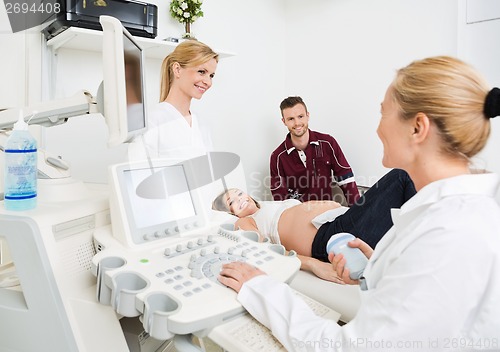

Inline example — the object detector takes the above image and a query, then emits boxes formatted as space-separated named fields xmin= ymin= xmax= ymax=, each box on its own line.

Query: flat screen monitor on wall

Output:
xmin=98 ymin=15 xmax=147 ymax=147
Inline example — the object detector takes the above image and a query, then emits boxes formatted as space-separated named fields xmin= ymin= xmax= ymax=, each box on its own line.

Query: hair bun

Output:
xmin=484 ymin=87 xmax=500 ymax=118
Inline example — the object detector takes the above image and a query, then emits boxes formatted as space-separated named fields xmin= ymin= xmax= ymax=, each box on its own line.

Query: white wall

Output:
xmin=458 ymin=0 xmax=500 ymax=197
xmin=283 ymin=0 xmax=459 ymax=187
xmin=187 ymin=0 xmax=288 ymax=200
xmin=2 ymin=0 xmax=499 ymax=201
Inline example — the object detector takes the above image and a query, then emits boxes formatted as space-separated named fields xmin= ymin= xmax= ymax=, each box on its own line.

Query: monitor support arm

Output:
xmin=0 ymin=90 xmax=98 ymax=181
xmin=0 ymin=90 xmax=97 ymax=130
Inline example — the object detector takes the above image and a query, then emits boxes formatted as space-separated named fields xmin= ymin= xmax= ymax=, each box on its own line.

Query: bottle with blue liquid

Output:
xmin=4 ymin=113 xmax=37 ymax=210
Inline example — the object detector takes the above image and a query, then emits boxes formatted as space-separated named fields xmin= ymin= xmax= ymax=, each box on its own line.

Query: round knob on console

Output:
xmin=191 ymin=270 xmax=203 ymax=279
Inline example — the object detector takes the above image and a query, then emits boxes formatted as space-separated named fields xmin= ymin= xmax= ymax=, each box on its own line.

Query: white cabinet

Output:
xmin=466 ymin=0 xmax=500 ymax=23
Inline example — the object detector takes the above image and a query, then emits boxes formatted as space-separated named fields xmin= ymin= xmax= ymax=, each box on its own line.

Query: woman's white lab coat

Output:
xmin=238 ymin=173 xmax=500 ymax=351
xmin=141 ymin=102 xmax=213 ymax=159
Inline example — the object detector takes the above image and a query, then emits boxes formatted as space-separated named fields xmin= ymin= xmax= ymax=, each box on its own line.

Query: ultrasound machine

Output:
xmin=0 ymin=16 xmax=341 ymax=352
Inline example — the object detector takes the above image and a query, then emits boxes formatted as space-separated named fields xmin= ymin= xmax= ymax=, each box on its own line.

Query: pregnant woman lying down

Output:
xmin=212 ymin=168 xmax=416 ymax=282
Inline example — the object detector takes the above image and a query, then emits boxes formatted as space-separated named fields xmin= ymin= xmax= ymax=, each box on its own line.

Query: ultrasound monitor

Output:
xmin=108 ymin=159 xmax=208 ymax=247
xmin=98 ymin=15 xmax=147 ymax=147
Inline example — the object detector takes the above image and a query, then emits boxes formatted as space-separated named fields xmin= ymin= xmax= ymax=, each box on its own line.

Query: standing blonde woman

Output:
xmin=219 ymin=56 xmax=500 ymax=351
xmin=143 ymin=40 xmax=219 ymax=159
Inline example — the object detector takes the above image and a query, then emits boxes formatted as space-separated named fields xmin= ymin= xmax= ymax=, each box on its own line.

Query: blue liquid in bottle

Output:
xmin=4 ymin=114 xmax=37 ymax=211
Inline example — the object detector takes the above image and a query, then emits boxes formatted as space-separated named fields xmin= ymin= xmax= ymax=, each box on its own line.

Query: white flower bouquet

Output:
xmin=169 ymin=0 xmax=204 ymax=29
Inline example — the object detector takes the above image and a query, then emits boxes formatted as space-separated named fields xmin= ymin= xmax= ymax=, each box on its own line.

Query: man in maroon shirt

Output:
xmin=270 ymin=96 xmax=360 ymax=205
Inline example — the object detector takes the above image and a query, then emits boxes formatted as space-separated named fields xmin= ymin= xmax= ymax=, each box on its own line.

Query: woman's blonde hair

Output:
xmin=159 ymin=40 xmax=219 ymax=102
xmin=391 ymin=56 xmax=491 ymax=159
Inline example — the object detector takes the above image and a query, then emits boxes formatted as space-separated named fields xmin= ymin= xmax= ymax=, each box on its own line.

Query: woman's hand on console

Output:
xmin=218 ymin=261 xmax=265 ymax=293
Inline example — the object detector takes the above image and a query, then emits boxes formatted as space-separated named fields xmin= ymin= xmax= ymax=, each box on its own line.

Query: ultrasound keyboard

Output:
xmin=208 ymin=289 xmax=341 ymax=352
xmin=91 ymin=224 xmax=301 ymax=340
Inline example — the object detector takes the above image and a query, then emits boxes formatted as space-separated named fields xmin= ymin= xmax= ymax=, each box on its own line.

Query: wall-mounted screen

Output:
xmin=98 ymin=15 xmax=147 ymax=147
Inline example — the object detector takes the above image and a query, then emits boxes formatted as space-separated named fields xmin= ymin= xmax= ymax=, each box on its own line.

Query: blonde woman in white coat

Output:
xmin=141 ymin=40 xmax=218 ymax=160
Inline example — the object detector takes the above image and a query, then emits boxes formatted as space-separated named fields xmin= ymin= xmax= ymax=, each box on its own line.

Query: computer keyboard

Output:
xmin=294 ymin=289 xmax=341 ymax=320
xmin=208 ymin=288 xmax=341 ymax=352
xmin=219 ymin=314 xmax=286 ymax=352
